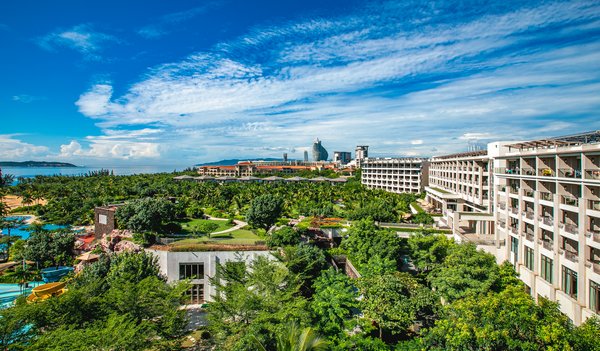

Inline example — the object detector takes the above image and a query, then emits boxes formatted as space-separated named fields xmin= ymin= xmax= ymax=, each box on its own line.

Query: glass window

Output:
xmin=179 ymin=263 xmax=204 ymax=280
xmin=561 ymin=266 xmax=577 ymax=298
xmin=591 ymin=281 xmax=600 ymax=313
xmin=525 ymin=246 xmax=534 ymax=271
xmin=541 ymin=255 xmax=553 ymax=283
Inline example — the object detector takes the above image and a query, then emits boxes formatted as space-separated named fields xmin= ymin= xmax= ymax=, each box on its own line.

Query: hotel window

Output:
xmin=179 ymin=263 xmax=204 ymax=280
xmin=541 ymin=255 xmax=553 ymax=283
xmin=525 ymin=246 xmax=535 ymax=271
xmin=591 ymin=281 xmax=600 ymax=313
xmin=561 ymin=266 xmax=577 ymax=298
xmin=510 ymin=236 xmax=519 ymax=265
xmin=185 ymin=283 xmax=204 ymax=304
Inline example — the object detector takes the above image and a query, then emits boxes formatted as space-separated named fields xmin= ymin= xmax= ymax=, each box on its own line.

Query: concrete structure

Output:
xmin=147 ymin=249 xmax=272 ymax=304
xmin=361 ymin=157 xmax=429 ymax=194
xmin=423 ymin=131 xmax=600 ymax=325
xmin=425 ymin=150 xmax=495 ymax=242
xmin=493 ymin=132 xmax=600 ymax=325
xmin=303 ymin=150 xmax=309 ymax=162
xmin=93 ymin=204 xmax=121 ymax=239
xmin=333 ymin=151 xmax=352 ymax=165
xmin=312 ymin=138 xmax=329 ymax=161
xmin=355 ymin=145 xmax=369 ymax=166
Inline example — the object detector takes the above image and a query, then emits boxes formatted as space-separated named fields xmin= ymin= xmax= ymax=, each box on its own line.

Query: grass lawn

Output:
xmin=170 ymin=228 xmax=262 ymax=247
xmin=179 ymin=218 xmax=234 ymax=234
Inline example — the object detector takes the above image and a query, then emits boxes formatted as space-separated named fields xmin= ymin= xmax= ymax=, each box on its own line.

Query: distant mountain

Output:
xmin=0 ymin=161 xmax=78 ymax=168
xmin=196 ymin=158 xmax=288 ymax=166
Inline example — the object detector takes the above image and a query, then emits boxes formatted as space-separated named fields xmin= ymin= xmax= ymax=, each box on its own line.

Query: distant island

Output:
xmin=0 ymin=161 xmax=78 ymax=168
xmin=196 ymin=158 xmax=286 ymax=166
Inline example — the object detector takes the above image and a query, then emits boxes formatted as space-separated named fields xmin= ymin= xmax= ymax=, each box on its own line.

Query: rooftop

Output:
xmin=507 ymin=130 xmax=600 ymax=151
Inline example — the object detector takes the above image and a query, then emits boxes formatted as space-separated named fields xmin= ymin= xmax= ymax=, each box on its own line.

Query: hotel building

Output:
xmin=361 ymin=157 xmax=429 ymax=194
xmin=424 ymin=131 xmax=600 ymax=325
xmin=493 ymin=132 xmax=600 ymax=325
xmin=425 ymin=150 xmax=495 ymax=243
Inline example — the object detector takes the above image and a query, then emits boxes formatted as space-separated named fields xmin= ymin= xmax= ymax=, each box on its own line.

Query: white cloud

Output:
xmin=70 ymin=0 xmax=600 ymax=163
xmin=0 ymin=135 xmax=49 ymax=160
xmin=12 ymin=94 xmax=46 ymax=103
xmin=37 ymin=24 xmax=118 ymax=60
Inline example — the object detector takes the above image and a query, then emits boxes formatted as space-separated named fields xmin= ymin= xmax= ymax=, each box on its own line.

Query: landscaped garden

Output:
xmin=179 ymin=218 xmax=235 ymax=234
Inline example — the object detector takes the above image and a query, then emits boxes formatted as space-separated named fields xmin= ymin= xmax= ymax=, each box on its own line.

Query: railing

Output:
xmin=524 ymin=211 xmax=535 ymax=220
xmin=594 ymin=262 xmax=600 ymax=275
xmin=562 ymin=223 xmax=578 ymax=235
xmin=498 ymin=221 xmax=506 ymax=228
xmin=538 ymin=168 xmax=554 ymax=177
xmin=594 ymin=232 xmax=600 ymax=243
xmin=584 ymin=169 xmax=600 ymax=180
xmin=561 ymin=195 xmax=579 ymax=207
xmin=563 ymin=250 xmax=579 ymax=263
xmin=539 ymin=192 xmax=553 ymax=201
xmin=509 ymin=226 xmax=518 ymax=235
xmin=510 ymin=207 xmax=520 ymax=215
xmin=523 ymin=190 xmax=535 ymax=198
xmin=499 ymin=202 xmax=506 ymax=210
xmin=589 ymin=199 xmax=600 ymax=211
xmin=521 ymin=167 xmax=536 ymax=175
xmin=542 ymin=240 xmax=553 ymax=250
xmin=558 ymin=168 xmax=581 ymax=179
xmin=508 ymin=187 xmax=519 ymax=194
xmin=539 ymin=216 xmax=553 ymax=226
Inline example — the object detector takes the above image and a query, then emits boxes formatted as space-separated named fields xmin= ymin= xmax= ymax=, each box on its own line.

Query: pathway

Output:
xmin=205 ymin=216 xmax=248 ymax=235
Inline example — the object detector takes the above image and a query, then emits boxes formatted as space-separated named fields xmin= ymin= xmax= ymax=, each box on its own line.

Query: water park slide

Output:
xmin=27 ymin=282 xmax=66 ymax=302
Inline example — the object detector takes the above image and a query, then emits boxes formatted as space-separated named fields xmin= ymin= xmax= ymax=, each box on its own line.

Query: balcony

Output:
xmin=561 ymin=195 xmax=579 ymax=207
xmin=538 ymin=168 xmax=555 ymax=177
xmin=563 ymin=250 xmax=579 ymax=263
xmin=521 ymin=167 xmax=536 ymax=176
xmin=523 ymin=211 xmax=535 ymax=220
xmin=499 ymin=202 xmax=506 ymax=210
xmin=561 ymin=222 xmax=578 ymax=235
xmin=510 ymin=207 xmax=520 ymax=215
xmin=558 ymin=168 xmax=582 ymax=179
xmin=526 ymin=232 xmax=534 ymax=242
xmin=539 ymin=216 xmax=553 ymax=226
xmin=508 ymin=187 xmax=519 ymax=195
xmin=523 ymin=190 xmax=535 ymax=198
xmin=498 ymin=221 xmax=506 ymax=228
xmin=584 ymin=169 xmax=600 ymax=180
xmin=541 ymin=239 xmax=554 ymax=250
xmin=589 ymin=199 xmax=600 ymax=211
xmin=509 ymin=226 xmax=518 ymax=235
xmin=539 ymin=192 xmax=553 ymax=202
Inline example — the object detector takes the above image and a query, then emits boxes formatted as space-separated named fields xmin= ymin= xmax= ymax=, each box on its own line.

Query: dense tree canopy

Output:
xmin=246 ymin=194 xmax=284 ymax=231
xmin=116 ymin=197 xmax=177 ymax=233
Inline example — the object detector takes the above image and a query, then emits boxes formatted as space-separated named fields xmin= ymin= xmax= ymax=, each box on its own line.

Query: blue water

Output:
xmin=0 ymin=282 xmax=44 ymax=309
xmin=2 ymin=216 xmax=66 ymax=240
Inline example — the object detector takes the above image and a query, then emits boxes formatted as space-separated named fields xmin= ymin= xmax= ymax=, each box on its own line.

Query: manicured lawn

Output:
xmin=179 ymin=218 xmax=234 ymax=234
xmin=170 ymin=229 xmax=262 ymax=246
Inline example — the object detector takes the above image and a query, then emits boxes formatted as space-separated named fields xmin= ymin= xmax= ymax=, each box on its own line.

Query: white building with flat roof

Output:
xmin=361 ymin=157 xmax=428 ymax=194
xmin=424 ymin=130 xmax=600 ymax=325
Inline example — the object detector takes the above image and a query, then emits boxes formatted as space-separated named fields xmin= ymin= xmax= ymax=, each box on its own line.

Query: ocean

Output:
xmin=2 ymin=165 xmax=188 ymax=183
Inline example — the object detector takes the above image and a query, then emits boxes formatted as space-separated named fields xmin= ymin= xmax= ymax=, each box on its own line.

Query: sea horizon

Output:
xmin=1 ymin=165 xmax=191 ymax=181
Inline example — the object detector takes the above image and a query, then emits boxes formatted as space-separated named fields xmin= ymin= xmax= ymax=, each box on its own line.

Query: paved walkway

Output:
xmin=205 ymin=216 xmax=248 ymax=235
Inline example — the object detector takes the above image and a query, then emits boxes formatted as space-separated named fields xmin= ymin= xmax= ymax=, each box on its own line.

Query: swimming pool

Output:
xmin=1 ymin=216 xmax=67 ymax=240
xmin=0 ymin=282 xmax=44 ymax=308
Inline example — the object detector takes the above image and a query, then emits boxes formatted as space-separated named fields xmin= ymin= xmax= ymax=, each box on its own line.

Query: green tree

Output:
xmin=267 ymin=226 xmax=301 ymax=248
xmin=275 ymin=244 xmax=327 ymax=297
xmin=193 ymin=221 xmax=220 ymax=237
xmin=422 ymin=286 xmax=574 ymax=351
xmin=24 ymin=229 xmax=75 ymax=267
xmin=246 ymin=194 xmax=284 ymax=231
xmin=116 ymin=197 xmax=176 ymax=233
xmin=407 ymin=233 xmax=452 ymax=272
xmin=252 ymin=322 xmax=328 ymax=351
xmin=341 ymin=220 xmax=402 ymax=270
xmin=427 ymin=243 xmax=500 ymax=302
xmin=358 ymin=272 xmax=436 ymax=339
xmin=572 ymin=316 xmax=600 ymax=351
xmin=311 ymin=269 xmax=359 ymax=337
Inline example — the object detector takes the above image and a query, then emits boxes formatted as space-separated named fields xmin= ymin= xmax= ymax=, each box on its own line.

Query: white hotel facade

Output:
xmin=361 ymin=157 xmax=429 ymax=194
xmin=423 ymin=131 xmax=600 ymax=325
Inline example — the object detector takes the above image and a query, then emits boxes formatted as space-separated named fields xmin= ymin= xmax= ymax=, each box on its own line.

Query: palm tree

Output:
xmin=251 ymin=323 xmax=328 ymax=351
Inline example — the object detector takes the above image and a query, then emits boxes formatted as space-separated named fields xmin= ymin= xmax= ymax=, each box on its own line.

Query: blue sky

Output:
xmin=1 ymin=0 xmax=599 ymax=166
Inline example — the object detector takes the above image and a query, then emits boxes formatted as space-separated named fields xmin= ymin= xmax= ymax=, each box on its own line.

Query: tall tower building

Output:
xmin=303 ymin=150 xmax=309 ymax=162
xmin=312 ymin=138 xmax=329 ymax=161
xmin=355 ymin=145 xmax=369 ymax=166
